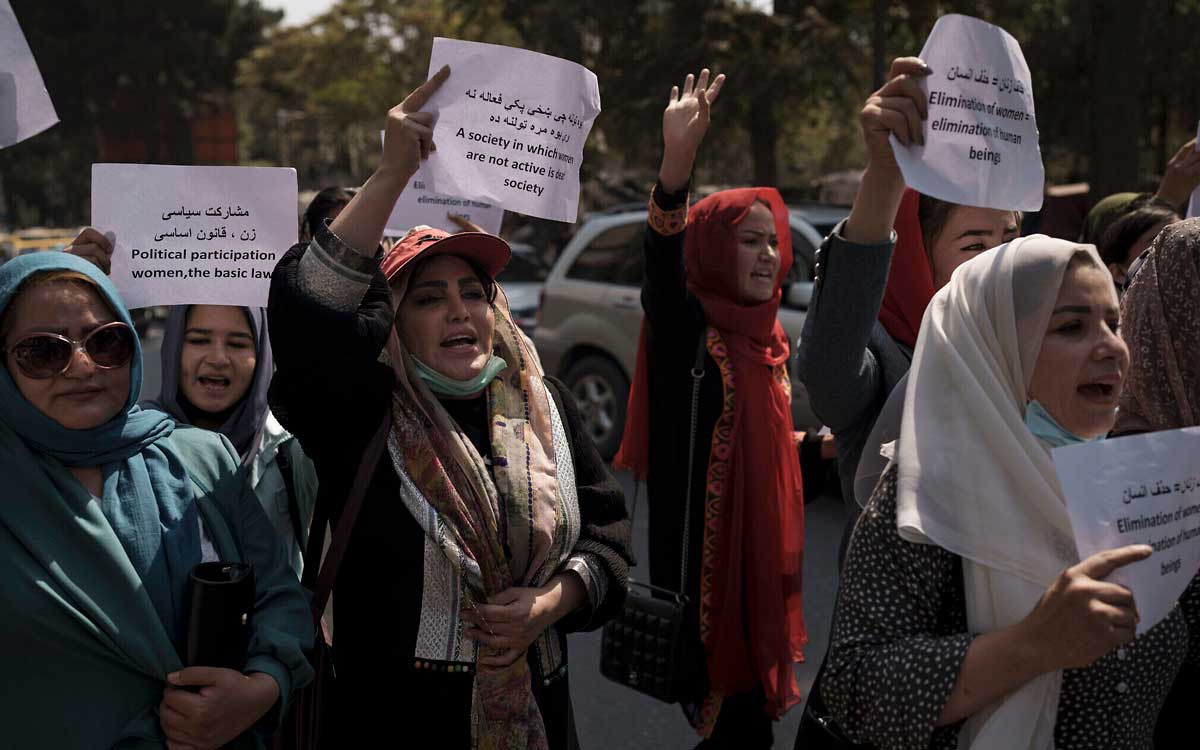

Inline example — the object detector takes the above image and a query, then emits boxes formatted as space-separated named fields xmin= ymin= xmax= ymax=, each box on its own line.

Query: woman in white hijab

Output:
xmin=821 ymin=235 xmax=1200 ymax=749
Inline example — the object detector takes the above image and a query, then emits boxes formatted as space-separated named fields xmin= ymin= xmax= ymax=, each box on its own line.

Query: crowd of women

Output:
xmin=5 ymin=38 xmax=1200 ymax=750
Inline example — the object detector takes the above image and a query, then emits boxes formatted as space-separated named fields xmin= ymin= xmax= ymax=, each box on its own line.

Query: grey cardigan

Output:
xmin=797 ymin=221 xmax=911 ymax=514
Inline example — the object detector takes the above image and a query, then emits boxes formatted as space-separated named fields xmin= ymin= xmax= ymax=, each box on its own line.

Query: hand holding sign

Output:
xmin=381 ymin=64 xmax=451 ymax=184
xmin=861 ymin=57 xmax=931 ymax=167
xmin=1019 ymin=545 xmax=1148 ymax=671
xmin=64 ymin=227 xmax=115 ymax=275
xmin=659 ymin=68 xmax=726 ymax=194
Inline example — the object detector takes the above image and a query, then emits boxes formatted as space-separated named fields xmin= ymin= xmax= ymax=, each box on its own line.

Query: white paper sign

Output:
xmin=1054 ymin=428 xmax=1200 ymax=634
xmin=892 ymin=14 xmax=1044 ymax=211
xmin=379 ymin=131 xmax=504 ymax=236
xmin=1187 ymin=122 xmax=1200 ymax=219
xmin=0 ymin=0 xmax=58 ymax=149
xmin=422 ymin=38 xmax=600 ymax=223
xmin=92 ymin=164 xmax=298 ymax=309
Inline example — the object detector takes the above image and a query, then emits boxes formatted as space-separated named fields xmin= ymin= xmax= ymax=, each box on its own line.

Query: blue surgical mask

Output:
xmin=1024 ymin=399 xmax=1107 ymax=448
xmin=410 ymin=354 xmax=508 ymax=398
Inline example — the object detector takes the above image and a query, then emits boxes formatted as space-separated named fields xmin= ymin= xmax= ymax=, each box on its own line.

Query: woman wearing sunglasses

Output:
xmin=0 ymin=252 xmax=313 ymax=749
xmin=68 ymin=228 xmax=318 ymax=578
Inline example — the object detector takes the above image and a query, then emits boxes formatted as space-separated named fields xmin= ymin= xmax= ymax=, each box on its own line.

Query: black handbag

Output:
xmin=600 ymin=334 xmax=706 ymax=703
xmin=184 ymin=561 xmax=256 ymax=670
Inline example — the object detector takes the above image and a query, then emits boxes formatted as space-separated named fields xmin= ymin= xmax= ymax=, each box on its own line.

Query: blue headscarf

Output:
xmin=0 ymin=252 xmax=200 ymax=648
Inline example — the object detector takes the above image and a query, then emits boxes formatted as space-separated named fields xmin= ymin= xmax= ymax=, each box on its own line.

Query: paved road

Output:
xmin=141 ymin=334 xmax=848 ymax=750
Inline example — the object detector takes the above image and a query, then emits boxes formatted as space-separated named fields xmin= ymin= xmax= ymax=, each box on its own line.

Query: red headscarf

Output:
xmin=617 ymin=188 xmax=807 ymax=719
xmin=877 ymin=189 xmax=937 ymax=349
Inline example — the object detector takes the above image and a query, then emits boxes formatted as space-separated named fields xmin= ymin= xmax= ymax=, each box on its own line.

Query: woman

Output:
xmin=63 ymin=230 xmax=318 ymax=576
xmin=299 ymin=186 xmax=355 ymax=243
xmin=1114 ymin=218 xmax=1200 ymax=747
xmin=143 ymin=305 xmax=317 ymax=576
xmin=613 ymin=70 xmax=807 ymax=747
xmin=823 ymin=234 xmax=1200 ymax=748
xmin=0 ymin=252 xmax=312 ymax=749
xmin=267 ymin=66 xmax=632 ymax=749
xmin=797 ymin=57 xmax=1020 ymax=518
xmin=1097 ymin=195 xmax=1179 ymax=286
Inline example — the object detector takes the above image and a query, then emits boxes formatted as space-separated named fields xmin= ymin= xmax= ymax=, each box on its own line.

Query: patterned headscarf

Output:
xmin=384 ymin=252 xmax=563 ymax=750
xmin=1115 ymin=218 xmax=1200 ymax=434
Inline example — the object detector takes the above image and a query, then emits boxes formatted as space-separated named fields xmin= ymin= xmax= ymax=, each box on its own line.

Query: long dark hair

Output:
xmin=299 ymin=186 xmax=356 ymax=242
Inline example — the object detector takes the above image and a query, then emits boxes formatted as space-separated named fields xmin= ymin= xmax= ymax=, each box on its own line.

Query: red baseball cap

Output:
xmin=381 ymin=227 xmax=511 ymax=282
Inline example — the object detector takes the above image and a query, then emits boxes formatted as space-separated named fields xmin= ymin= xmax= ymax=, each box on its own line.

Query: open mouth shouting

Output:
xmin=1076 ymin=374 xmax=1121 ymax=406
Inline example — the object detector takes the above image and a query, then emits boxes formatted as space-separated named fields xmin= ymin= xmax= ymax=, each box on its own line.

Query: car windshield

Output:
xmin=498 ymin=253 xmax=549 ymax=283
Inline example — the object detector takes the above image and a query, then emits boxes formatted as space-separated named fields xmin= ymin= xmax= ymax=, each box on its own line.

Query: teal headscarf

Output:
xmin=0 ymin=252 xmax=200 ymax=648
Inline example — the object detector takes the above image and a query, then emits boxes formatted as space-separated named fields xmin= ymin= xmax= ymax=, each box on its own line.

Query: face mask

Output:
xmin=411 ymin=354 xmax=508 ymax=398
xmin=1024 ymin=399 xmax=1107 ymax=449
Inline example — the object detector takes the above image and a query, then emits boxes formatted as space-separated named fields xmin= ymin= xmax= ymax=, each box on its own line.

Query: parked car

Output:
xmin=497 ymin=242 xmax=549 ymax=334
xmin=534 ymin=204 xmax=847 ymax=458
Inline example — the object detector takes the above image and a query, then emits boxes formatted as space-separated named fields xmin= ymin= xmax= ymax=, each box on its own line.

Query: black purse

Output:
xmin=600 ymin=334 xmax=706 ymax=703
xmin=184 ymin=561 xmax=256 ymax=670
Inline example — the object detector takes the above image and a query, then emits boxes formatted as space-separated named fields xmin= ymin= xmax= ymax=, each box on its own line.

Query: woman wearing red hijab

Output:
xmin=613 ymin=70 xmax=807 ymax=748
xmin=796 ymin=57 xmax=1020 ymax=531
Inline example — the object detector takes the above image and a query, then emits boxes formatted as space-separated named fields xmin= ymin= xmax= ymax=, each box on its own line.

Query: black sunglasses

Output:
xmin=2 ymin=321 xmax=136 ymax=379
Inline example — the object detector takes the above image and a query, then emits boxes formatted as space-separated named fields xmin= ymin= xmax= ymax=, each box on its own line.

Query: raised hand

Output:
xmin=1155 ymin=137 xmax=1200 ymax=210
xmin=860 ymin=57 xmax=931 ymax=171
xmin=63 ymin=227 xmax=114 ymax=275
xmin=659 ymin=68 xmax=726 ymax=193
xmin=380 ymin=64 xmax=452 ymax=184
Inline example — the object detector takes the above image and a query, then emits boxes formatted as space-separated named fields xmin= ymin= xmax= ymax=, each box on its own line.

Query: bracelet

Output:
xmin=648 ymin=186 xmax=688 ymax=236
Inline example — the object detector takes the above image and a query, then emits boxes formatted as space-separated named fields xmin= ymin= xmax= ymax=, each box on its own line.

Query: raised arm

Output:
xmin=641 ymin=69 xmax=725 ymax=332
xmin=797 ymin=57 xmax=927 ymax=431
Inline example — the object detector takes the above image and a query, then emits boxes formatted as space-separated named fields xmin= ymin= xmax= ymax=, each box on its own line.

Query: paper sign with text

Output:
xmin=1187 ymin=121 xmax=1199 ymax=219
xmin=0 ymin=0 xmax=58 ymax=149
xmin=379 ymin=131 xmax=504 ymax=236
xmin=92 ymin=164 xmax=297 ymax=309
xmin=1053 ymin=428 xmax=1200 ymax=634
xmin=892 ymin=14 xmax=1044 ymax=211
xmin=422 ymin=38 xmax=600 ymax=223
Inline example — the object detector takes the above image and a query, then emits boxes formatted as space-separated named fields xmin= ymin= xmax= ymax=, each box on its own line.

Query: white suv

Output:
xmin=534 ymin=204 xmax=845 ymax=458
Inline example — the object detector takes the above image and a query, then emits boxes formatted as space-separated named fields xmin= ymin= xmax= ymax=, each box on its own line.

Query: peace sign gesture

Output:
xmin=380 ymin=64 xmax=452 ymax=182
xmin=659 ymin=68 xmax=726 ymax=193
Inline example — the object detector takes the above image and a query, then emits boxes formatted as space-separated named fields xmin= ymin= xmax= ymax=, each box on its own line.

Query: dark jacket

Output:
xmin=797 ymin=223 xmax=910 ymax=513
xmin=266 ymin=226 xmax=632 ymax=749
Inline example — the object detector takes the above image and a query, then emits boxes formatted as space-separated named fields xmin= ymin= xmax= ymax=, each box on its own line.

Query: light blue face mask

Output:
xmin=1024 ymin=399 xmax=1107 ymax=448
xmin=410 ymin=354 xmax=508 ymax=398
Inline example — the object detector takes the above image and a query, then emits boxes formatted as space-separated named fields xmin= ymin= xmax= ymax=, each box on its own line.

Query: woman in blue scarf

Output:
xmin=0 ymin=251 xmax=312 ymax=749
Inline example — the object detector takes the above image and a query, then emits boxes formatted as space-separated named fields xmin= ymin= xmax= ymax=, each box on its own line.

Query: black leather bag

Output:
xmin=600 ymin=335 xmax=706 ymax=704
xmin=185 ymin=561 xmax=256 ymax=670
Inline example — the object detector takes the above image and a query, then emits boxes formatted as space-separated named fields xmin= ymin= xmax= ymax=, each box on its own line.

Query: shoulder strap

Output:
xmin=628 ymin=328 xmax=706 ymax=601
xmin=274 ymin=444 xmax=306 ymax=552
xmin=308 ymin=413 xmax=392 ymax=625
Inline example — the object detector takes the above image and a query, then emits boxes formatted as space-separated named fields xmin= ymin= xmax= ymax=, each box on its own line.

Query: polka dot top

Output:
xmin=822 ymin=465 xmax=1200 ymax=749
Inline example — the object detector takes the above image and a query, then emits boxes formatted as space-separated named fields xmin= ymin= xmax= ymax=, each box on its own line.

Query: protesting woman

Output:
xmin=0 ymin=252 xmax=312 ymax=749
xmin=613 ymin=69 xmax=807 ymax=748
xmin=1114 ymin=218 xmax=1200 ymax=746
xmin=797 ymin=57 xmax=1020 ymax=518
xmin=65 ymin=229 xmax=318 ymax=577
xmin=267 ymin=67 xmax=632 ymax=749
xmin=823 ymin=234 xmax=1200 ymax=748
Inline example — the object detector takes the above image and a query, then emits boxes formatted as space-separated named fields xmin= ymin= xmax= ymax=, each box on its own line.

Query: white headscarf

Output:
xmin=894 ymin=235 xmax=1113 ymax=749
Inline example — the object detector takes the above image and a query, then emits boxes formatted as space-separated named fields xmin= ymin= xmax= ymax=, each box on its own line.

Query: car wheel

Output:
xmin=563 ymin=355 xmax=628 ymax=461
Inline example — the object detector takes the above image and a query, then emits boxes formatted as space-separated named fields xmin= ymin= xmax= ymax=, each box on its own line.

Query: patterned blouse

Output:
xmin=823 ymin=464 xmax=1200 ymax=750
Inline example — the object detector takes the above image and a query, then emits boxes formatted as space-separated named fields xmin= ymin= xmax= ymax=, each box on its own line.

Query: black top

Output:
xmin=640 ymin=184 xmax=725 ymax=616
xmin=825 ymin=464 xmax=1200 ymax=750
xmin=266 ymin=229 xmax=632 ymax=749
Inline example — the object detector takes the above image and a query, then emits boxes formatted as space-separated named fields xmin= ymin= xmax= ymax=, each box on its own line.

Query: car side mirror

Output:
xmin=784 ymin=282 xmax=812 ymax=309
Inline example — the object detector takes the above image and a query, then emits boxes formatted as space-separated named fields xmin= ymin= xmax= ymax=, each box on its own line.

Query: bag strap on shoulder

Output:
xmin=305 ymin=412 xmax=392 ymax=627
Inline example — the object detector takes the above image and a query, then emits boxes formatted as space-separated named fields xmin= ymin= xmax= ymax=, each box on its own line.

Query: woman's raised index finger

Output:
xmin=401 ymin=64 xmax=451 ymax=112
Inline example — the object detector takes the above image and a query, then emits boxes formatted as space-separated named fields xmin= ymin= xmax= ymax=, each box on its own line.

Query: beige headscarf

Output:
xmin=1115 ymin=218 xmax=1200 ymax=435
xmin=895 ymin=235 xmax=1113 ymax=749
